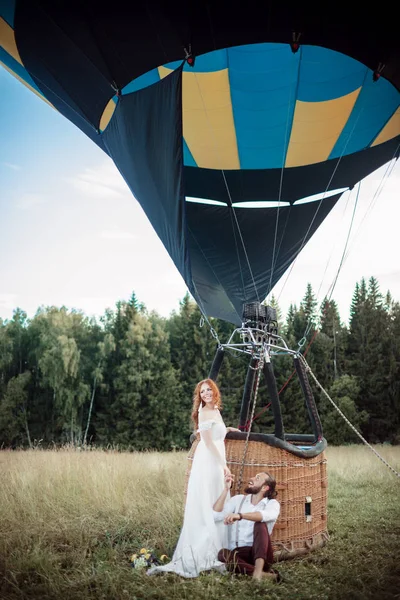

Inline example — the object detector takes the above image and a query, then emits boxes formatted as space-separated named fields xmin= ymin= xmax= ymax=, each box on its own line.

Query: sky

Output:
xmin=1 ymin=67 xmax=399 ymax=328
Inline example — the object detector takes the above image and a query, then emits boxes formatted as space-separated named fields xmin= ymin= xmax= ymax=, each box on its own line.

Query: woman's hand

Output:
xmin=223 ymin=465 xmax=232 ymax=478
xmin=226 ymin=426 xmax=241 ymax=433
xmin=224 ymin=473 xmax=234 ymax=491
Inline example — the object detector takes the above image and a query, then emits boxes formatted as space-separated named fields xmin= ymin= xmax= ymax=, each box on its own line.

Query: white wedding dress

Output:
xmin=147 ymin=408 xmax=229 ymax=578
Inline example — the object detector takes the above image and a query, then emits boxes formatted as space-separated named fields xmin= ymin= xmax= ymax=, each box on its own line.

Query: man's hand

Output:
xmin=213 ymin=474 xmax=234 ymax=512
xmin=224 ymin=512 xmax=241 ymax=525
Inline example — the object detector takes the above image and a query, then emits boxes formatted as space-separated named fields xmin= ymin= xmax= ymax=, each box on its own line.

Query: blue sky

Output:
xmin=1 ymin=67 xmax=399 ymax=327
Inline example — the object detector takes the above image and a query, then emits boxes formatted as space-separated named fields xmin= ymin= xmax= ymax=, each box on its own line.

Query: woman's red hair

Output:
xmin=191 ymin=379 xmax=222 ymax=431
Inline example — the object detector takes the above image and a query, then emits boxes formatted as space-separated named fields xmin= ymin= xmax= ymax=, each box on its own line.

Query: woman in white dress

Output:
xmin=147 ymin=379 xmax=239 ymax=578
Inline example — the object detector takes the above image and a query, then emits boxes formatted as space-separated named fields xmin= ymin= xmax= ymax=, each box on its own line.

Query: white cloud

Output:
xmin=15 ymin=193 xmax=47 ymax=210
xmin=0 ymin=293 xmax=18 ymax=317
xmin=2 ymin=162 xmax=21 ymax=171
xmin=72 ymin=296 xmax=119 ymax=317
xmin=68 ymin=160 xmax=130 ymax=199
xmin=99 ymin=230 xmax=136 ymax=241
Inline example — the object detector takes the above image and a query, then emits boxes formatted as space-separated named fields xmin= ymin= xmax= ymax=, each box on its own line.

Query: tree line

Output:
xmin=0 ymin=276 xmax=399 ymax=450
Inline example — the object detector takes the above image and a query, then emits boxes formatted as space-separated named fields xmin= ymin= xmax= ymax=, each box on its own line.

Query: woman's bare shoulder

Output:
xmin=198 ymin=406 xmax=218 ymax=421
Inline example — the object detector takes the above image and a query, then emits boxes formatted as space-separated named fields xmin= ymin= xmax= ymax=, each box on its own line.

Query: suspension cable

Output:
xmin=250 ymin=329 xmax=318 ymax=426
xmin=298 ymin=146 xmax=399 ymax=350
xmin=342 ymin=150 xmax=399 ymax=266
xmin=191 ymin=281 xmax=221 ymax=345
xmin=325 ymin=180 xmax=361 ymax=303
xmin=277 ymin=69 xmax=370 ymax=306
xmin=299 ymin=354 xmax=400 ymax=478
xmin=221 ymin=170 xmax=258 ymax=302
xmin=267 ymin=52 xmax=301 ymax=297
xmin=314 ymin=185 xmax=355 ymax=302
xmin=188 ymin=225 xmax=242 ymax=325
xmin=237 ymin=351 xmax=265 ymax=491
xmin=192 ymin=70 xmax=260 ymax=303
xmin=246 ymin=148 xmax=399 ymax=418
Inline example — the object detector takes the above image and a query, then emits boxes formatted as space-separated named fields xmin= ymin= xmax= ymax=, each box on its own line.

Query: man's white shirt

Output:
xmin=213 ymin=494 xmax=280 ymax=550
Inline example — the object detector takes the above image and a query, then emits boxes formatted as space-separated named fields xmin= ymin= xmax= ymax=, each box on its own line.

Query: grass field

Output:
xmin=1 ymin=445 xmax=399 ymax=600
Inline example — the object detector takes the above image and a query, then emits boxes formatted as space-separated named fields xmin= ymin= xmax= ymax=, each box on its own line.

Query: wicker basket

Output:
xmin=185 ymin=436 xmax=329 ymax=561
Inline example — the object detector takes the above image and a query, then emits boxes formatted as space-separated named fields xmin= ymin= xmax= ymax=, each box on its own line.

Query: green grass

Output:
xmin=1 ymin=445 xmax=399 ymax=600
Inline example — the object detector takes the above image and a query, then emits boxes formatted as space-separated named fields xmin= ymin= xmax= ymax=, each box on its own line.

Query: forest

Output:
xmin=1 ymin=275 xmax=399 ymax=449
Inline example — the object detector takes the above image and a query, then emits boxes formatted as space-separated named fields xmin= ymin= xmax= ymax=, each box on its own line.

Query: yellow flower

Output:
xmin=139 ymin=548 xmax=147 ymax=554
xmin=144 ymin=553 xmax=151 ymax=559
xmin=160 ymin=555 xmax=168 ymax=562
xmin=130 ymin=554 xmax=137 ymax=561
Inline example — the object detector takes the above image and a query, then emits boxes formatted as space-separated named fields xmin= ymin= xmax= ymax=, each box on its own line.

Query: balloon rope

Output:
xmin=188 ymin=229 xmax=242 ymax=323
xmin=192 ymin=71 xmax=260 ymax=303
xmin=277 ymin=70 xmax=370 ymax=306
xmin=298 ymin=143 xmax=399 ymax=350
xmin=342 ymin=149 xmax=400 ymax=266
xmin=300 ymin=354 xmax=400 ymax=479
xmin=221 ymin=170 xmax=260 ymax=302
xmin=191 ymin=281 xmax=221 ymax=345
xmin=237 ymin=352 xmax=265 ymax=492
xmin=267 ymin=51 xmax=302 ymax=297
xmin=324 ymin=180 xmax=361 ymax=303
xmin=313 ymin=186 xmax=355 ymax=304
xmin=322 ymin=145 xmax=399 ymax=306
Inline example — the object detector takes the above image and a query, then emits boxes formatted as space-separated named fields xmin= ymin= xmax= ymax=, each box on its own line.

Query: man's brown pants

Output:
xmin=217 ymin=522 xmax=274 ymax=575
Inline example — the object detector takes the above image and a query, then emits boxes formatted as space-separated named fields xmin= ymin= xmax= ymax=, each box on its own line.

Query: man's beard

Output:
xmin=244 ymin=483 xmax=263 ymax=495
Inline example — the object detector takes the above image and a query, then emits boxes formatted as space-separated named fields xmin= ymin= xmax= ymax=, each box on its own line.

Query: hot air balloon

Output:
xmin=1 ymin=0 xmax=399 ymax=559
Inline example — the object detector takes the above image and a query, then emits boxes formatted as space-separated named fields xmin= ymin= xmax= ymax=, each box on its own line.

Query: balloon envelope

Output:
xmin=1 ymin=1 xmax=399 ymax=323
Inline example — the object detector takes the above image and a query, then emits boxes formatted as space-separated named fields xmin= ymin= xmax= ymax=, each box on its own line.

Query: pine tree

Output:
xmin=276 ymin=298 xmax=316 ymax=435
xmin=6 ymin=308 xmax=29 ymax=379
xmin=108 ymin=311 xmax=184 ymax=450
xmin=322 ymin=375 xmax=368 ymax=445
xmin=386 ymin=301 xmax=400 ymax=442
xmin=95 ymin=293 xmax=140 ymax=443
xmin=167 ymin=294 xmax=216 ymax=405
xmin=0 ymin=371 xmax=32 ymax=447
xmin=317 ymin=297 xmax=347 ymax=383
xmin=0 ymin=320 xmax=13 ymax=391
xmin=301 ymin=283 xmax=318 ymax=326
xmin=384 ymin=290 xmax=393 ymax=312
xmin=367 ymin=276 xmax=383 ymax=310
xmin=83 ymin=332 xmax=115 ymax=446
xmin=346 ymin=277 xmax=392 ymax=441
xmin=264 ymin=294 xmax=285 ymax=334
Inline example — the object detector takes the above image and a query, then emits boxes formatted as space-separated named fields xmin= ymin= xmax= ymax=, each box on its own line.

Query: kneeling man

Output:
xmin=213 ymin=471 xmax=280 ymax=581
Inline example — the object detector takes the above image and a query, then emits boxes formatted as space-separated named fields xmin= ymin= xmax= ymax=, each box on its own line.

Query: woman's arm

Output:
xmin=199 ymin=426 xmax=227 ymax=470
xmin=226 ymin=426 xmax=241 ymax=433
xmin=198 ymin=422 xmax=231 ymax=475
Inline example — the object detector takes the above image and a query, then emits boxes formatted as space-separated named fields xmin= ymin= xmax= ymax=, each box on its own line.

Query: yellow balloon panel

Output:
xmin=285 ymin=88 xmax=361 ymax=168
xmin=159 ymin=66 xmax=240 ymax=170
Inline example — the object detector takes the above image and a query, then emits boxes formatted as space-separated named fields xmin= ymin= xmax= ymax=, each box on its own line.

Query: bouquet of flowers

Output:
xmin=130 ymin=547 xmax=169 ymax=570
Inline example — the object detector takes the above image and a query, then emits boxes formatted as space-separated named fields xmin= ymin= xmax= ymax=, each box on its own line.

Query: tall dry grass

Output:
xmin=0 ymin=444 xmax=399 ymax=600
xmin=0 ymin=449 xmax=186 ymax=553
xmin=325 ymin=444 xmax=400 ymax=479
